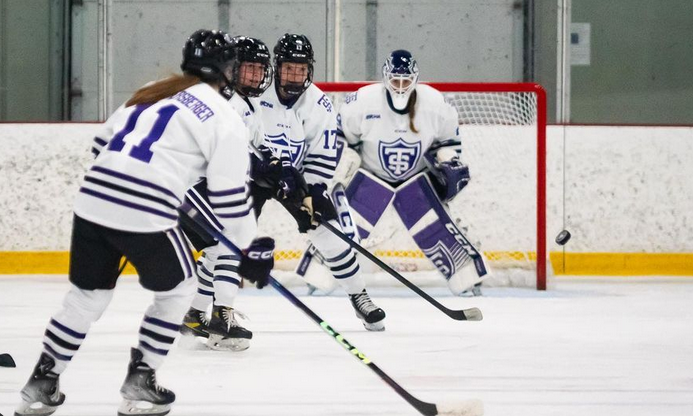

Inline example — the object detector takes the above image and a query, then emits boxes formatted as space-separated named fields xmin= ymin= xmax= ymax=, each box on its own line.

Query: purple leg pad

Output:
xmin=345 ymin=170 xmax=395 ymax=238
xmin=393 ymin=174 xmax=483 ymax=279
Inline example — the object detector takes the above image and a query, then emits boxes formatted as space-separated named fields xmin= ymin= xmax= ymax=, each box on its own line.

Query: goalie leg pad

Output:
xmin=345 ymin=170 xmax=395 ymax=239
xmin=393 ymin=174 xmax=489 ymax=292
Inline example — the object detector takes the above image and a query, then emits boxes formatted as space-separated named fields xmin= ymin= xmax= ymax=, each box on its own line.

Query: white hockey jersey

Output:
xmin=256 ymin=84 xmax=339 ymax=186
xmin=76 ymin=82 xmax=257 ymax=249
xmin=338 ymin=83 xmax=461 ymax=183
xmin=229 ymin=93 xmax=264 ymax=148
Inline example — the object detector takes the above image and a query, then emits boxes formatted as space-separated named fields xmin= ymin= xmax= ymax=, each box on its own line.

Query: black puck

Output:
xmin=555 ymin=230 xmax=571 ymax=246
xmin=0 ymin=353 xmax=16 ymax=368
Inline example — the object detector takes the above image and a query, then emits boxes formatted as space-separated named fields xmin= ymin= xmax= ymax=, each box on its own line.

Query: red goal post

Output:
xmin=288 ymin=82 xmax=547 ymax=290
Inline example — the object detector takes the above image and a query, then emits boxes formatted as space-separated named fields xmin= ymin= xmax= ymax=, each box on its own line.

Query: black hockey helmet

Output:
xmin=273 ymin=33 xmax=314 ymax=97
xmin=181 ymin=29 xmax=236 ymax=95
xmin=230 ymin=36 xmax=273 ymax=97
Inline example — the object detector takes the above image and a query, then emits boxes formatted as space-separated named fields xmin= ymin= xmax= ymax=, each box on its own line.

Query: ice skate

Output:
xmin=349 ymin=289 xmax=386 ymax=331
xmin=15 ymin=353 xmax=65 ymax=416
xmin=206 ymin=306 xmax=252 ymax=351
xmin=180 ymin=307 xmax=210 ymax=339
xmin=118 ymin=348 xmax=174 ymax=416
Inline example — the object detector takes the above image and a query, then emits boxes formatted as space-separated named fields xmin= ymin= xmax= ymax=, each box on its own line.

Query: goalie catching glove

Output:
xmin=297 ymin=183 xmax=338 ymax=232
xmin=238 ymin=237 xmax=275 ymax=289
xmin=424 ymin=150 xmax=470 ymax=202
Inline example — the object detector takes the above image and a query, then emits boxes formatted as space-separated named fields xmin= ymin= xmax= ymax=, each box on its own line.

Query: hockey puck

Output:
xmin=555 ymin=230 xmax=571 ymax=246
xmin=0 ymin=353 xmax=16 ymax=368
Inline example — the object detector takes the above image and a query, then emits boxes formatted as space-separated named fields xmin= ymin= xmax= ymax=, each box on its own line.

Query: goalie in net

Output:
xmin=333 ymin=50 xmax=493 ymax=296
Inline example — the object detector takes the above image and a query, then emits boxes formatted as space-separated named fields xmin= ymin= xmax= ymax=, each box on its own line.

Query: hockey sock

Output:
xmin=138 ymin=278 xmax=194 ymax=369
xmin=42 ymin=285 xmax=114 ymax=374
xmin=212 ymin=254 xmax=241 ymax=307
xmin=191 ymin=254 xmax=215 ymax=311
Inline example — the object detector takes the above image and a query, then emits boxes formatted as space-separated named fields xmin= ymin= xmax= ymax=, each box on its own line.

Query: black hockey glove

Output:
xmin=238 ymin=237 xmax=275 ymax=289
xmin=277 ymin=164 xmax=309 ymax=205
xmin=250 ymin=146 xmax=282 ymax=190
xmin=300 ymin=183 xmax=338 ymax=230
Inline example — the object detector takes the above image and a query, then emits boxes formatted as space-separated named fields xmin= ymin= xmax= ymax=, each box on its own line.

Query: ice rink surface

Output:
xmin=1 ymin=275 xmax=692 ymax=416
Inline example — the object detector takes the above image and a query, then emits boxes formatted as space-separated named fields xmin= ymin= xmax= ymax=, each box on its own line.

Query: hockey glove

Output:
xmin=277 ymin=164 xmax=309 ymax=205
xmin=250 ymin=146 xmax=282 ymax=190
xmin=425 ymin=151 xmax=470 ymax=201
xmin=238 ymin=237 xmax=275 ymax=289
xmin=300 ymin=183 xmax=338 ymax=230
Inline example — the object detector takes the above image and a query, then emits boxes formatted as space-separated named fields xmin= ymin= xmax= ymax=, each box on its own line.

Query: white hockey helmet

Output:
xmin=382 ymin=50 xmax=419 ymax=111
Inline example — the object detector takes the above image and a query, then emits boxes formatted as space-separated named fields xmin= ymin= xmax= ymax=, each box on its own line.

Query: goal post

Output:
xmin=262 ymin=82 xmax=547 ymax=290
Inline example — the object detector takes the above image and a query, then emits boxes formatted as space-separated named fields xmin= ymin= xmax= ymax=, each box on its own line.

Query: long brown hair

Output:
xmin=125 ymin=74 xmax=201 ymax=107
xmin=407 ymin=91 xmax=418 ymax=133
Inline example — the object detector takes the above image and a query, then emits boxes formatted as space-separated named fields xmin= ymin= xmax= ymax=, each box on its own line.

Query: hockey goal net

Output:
xmin=258 ymin=82 xmax=547 ymax=290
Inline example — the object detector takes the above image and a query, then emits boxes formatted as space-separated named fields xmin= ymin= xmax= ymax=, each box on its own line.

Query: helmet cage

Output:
xmin=273 ymin=34 xmax=315 ymax=97
xmin=382 ymin=50 xmax=419 ymax=110
xmin=231 ymin=37 xmax=273 ymax=97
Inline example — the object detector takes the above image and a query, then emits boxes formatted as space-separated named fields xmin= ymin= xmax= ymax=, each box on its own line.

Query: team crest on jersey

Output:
xmin=422 ymin=241 xmax=455 ymax=279
xmin=378 ymin=138 xmax=421 ymax=180
xmin=265 ymin=132 xmax=305 ymax=163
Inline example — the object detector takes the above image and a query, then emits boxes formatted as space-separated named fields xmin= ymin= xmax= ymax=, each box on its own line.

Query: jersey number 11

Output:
xmin=107 ymin=104 xmax=180 ymax=163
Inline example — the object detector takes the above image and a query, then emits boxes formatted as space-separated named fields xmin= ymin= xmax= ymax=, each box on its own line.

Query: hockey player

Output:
xmin=337 ymin=50 xmax=491 ymax=295
xmin=180 ymin=36 xmax=274 ymax=351
xmin=183 ymin=33 xmax=386 ymax=336
xmin=15 ymin=30 xmax=275 ymax=416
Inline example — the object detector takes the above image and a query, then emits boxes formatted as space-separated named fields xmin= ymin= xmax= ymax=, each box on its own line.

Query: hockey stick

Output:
xmin=319 ymin=220 xmax=482 ymax=321
xmin=179 ymin=209 xmax=483 ymax=416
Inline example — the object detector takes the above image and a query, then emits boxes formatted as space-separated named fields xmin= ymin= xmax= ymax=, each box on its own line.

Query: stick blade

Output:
xmin=450 ymin=307 xmax=483 ymax=321
xmin=463 ymin=308 xmax=483 ymax=321
xmin=436 ymin=399 xmax=484 ymax=416
xmin=0 ymin=353 xmax=16 ymax=367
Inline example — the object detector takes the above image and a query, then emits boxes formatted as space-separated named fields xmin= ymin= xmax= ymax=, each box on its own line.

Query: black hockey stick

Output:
xmin=320 ymin=220 xmax=482 ymax=321
xmin=179 ymin=209 xmax=483 ymax=416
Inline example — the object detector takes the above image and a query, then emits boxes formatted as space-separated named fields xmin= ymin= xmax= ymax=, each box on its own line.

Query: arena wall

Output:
xmin=0 ymin=124 xmax=691 ymax=275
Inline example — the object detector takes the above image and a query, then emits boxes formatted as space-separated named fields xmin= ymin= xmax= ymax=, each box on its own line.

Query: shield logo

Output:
xmin=265 ymin=132 xmax=305 ymax=164
xmin=422 ymin=241 xmax=456 ymax=279
xmin=378 ymin=138 xmax=421 ymax=180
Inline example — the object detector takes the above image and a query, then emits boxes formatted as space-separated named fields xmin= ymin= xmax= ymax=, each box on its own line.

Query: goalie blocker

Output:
xmin=346 ymin=169 xmax=491 ymax=295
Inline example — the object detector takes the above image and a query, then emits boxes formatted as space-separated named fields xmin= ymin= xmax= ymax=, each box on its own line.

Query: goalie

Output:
xmin=337 ymin=50 xmax=491 ymax=295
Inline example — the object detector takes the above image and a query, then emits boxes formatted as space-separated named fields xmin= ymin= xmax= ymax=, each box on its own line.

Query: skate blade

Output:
xmin=14 ymin=399 xmax=60 ymax=416
xmin=206 ymin=334 xmax=250 ymax=351
xmin=117 ymin=399 xmax=171 ymax=416
xmin=362 ymin=320 xmax=385 ymax=332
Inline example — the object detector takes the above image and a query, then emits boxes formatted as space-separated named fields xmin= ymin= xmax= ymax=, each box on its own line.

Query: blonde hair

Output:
xmin=126 ymin=74 xmax=201 ymax=107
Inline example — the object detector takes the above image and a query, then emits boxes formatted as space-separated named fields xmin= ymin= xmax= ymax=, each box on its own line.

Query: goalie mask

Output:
xmin=273 ymin=33 xmax=314 ymax=98
xmin=230 ymin=36 xmax=273 ymax=98
xmin=382 ymin=50 xmax=419 ymax=111
xmin=181 ymin=29 xmax=237 ymax=99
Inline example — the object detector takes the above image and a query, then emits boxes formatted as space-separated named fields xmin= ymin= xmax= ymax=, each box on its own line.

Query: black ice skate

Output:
xmin=180 ymin=307 xmax=210 ymax=338
xmin=118 ymin=348 xmax=175 ymax=416
xmin=15 ymin=353 xmax=66 ymax=416
xmin=349 ymin=289 xmax=386 ymax=331
xmin=206 ymin=305 xmax=252 ymax=351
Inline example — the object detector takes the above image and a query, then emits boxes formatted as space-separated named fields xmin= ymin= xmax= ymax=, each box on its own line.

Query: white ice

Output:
xmin=1 ymin=275 xmax=692 ymax=416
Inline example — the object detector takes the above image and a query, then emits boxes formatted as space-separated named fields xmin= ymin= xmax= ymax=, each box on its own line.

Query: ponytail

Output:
xmin=407 ymin=91 xmax=418 ymax=133
xmin=125 ymin=74 xmax=201 ymax=107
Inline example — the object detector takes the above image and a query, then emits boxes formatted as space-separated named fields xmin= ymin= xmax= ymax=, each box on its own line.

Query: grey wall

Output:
xmin=570 ymin=0 xmax=693 ymax=124
xmin=70 ymin=0 xmax=526 ymax=120
xmin=4 ymin=1 xmax=693 ymax=123
xmin=0 ymin=0 xmax=66 ymax=121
